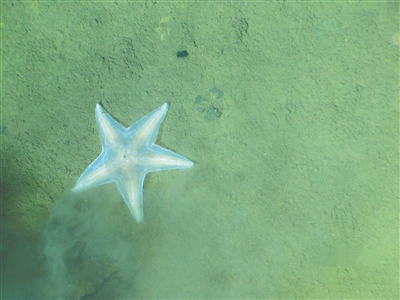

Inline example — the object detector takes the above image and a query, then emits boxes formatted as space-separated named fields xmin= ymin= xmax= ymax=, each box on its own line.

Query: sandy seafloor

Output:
xmin=1 ymin=1 xmax=398 ymax=299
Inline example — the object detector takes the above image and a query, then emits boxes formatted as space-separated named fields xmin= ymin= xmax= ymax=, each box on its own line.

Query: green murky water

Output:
xmin=1 ymin=2 xmax=398 ymax=298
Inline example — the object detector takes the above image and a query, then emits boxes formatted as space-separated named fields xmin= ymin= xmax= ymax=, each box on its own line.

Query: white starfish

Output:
xmin=72 ymin=103 xmax=193 ymax=222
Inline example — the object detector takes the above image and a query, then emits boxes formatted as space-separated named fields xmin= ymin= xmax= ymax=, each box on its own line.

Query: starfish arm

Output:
xmin=143 ymin=144 xmax=194 ymax=173
xmin=116 ymin=173 xmax=145 ymax=222
xmin=128 ymin=103 xmax=169 ymax=147
xmin=96 ymin=104 xmax=126 ymax=150
xmin=72 ymin=152 xmax=116 ymax=192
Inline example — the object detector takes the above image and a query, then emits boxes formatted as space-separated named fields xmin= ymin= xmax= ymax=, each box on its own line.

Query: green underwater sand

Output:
xmin=1 ymin=1 xmax=398 ymax=298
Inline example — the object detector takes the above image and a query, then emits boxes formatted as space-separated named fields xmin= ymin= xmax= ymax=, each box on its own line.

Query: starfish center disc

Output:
xmin=121 ymin=149 xmax=140 ymax=168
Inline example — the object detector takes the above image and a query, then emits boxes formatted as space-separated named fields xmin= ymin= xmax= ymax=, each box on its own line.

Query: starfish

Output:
xmin=72 ymin=103 xmax=194 ymax=222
